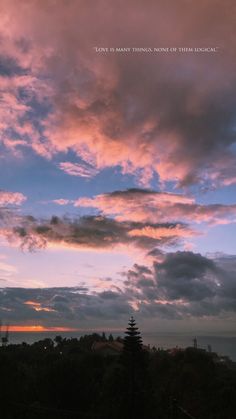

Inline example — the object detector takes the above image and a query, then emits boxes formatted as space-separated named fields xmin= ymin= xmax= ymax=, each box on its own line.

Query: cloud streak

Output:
xmin=76 ymin=188 xmax=236 ymax=225
xmin=59 ymin=161 xmax=99 ymax=178
xmin=1 ymin=212 xmax=193 ymax=252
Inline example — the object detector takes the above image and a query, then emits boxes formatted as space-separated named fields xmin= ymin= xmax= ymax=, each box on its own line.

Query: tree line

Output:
xmin=0 ymin=320 xmax=235 ymax=418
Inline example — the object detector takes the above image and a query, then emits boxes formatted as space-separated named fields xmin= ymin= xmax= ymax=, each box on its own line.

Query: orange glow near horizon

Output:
xmin=1 ymin=325 xmax=125 ymax=333
xmin=1 ymin=325 xmax=81 ymax=332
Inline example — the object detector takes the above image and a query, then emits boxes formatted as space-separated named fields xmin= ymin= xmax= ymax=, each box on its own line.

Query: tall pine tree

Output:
xmin=122 ymin=317 xmax=147 ymax=419
xmin=123 ymin=316 xmax=143 ymax=354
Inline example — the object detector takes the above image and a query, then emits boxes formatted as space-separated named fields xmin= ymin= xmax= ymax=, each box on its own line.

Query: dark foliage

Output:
xmin=0 ymin=334 xmax=235 ymax=419
xmin=123 ymin=316 xmax=143 ymax=354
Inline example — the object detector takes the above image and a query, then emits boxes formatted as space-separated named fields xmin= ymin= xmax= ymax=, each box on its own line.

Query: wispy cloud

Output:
xmin=0 ymin=260 xmax=17 ymax=281
xmin=59 ymin=162 xmax=99 ymax=178
xmin=76 ymin=188 xmax=236 ymax=225
xmin=52 ymin=199 xmax=73 ymax=206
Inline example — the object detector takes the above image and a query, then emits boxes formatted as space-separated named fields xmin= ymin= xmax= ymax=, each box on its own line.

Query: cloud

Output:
xmin=1 ymin=212 xmax=192 ymax=252
xmin=59 ymin=162 xmax=99 ymax=178
xmin=0 ymin=286 xmax=131 ymax=326
xmin=123 ymin=252 xmax=236 ymax=319
xmin=75 ymin=188 xmax=236 ymax=225
xmin=0 ymin=252 xmax=236 ymax=326
xmin=127 ymin=225 xmax=195 ymax=239
xmin=2 ymin=187 xmax=235 ymax=255
xmin=0 ymin=71 xmax=52 ymax=158
xmin=0 ymin=190 xmax=26 ymax=206
xmin=0 ymin=261 xmax=18 ymax=281
xmin=0 ymin=1 xmax=236 ymax=187
xmin=154 ymin=251 xmax=217 ymax=302
xmin=52 ymin=199 xmax=73 ymax=206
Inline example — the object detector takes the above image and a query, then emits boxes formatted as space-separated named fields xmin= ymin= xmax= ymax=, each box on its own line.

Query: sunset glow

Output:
xmin=1 ymin=325 xmax=80 ymax=333
xmin=0 ymin=0 xmax=236 ymax=334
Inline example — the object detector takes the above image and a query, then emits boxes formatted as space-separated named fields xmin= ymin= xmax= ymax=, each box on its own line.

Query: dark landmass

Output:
xmin=0 ymin=331 xmax=236 ymax=419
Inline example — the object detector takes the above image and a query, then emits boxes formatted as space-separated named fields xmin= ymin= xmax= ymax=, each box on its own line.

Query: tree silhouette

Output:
xmin=123 ymin=316 xmax=143 ymax=355
xmin=122 ymin=317 xmax=148 ymax=419
xmin=0 ymin=331 xmax=236 ymax=418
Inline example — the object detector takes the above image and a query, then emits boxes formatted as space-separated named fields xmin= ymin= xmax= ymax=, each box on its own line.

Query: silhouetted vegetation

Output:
xmin=0 ymin=332 xmax=235 ymax=418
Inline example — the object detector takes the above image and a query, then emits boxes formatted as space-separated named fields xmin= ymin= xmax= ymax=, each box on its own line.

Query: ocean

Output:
xmin=5 ymin=332 xmax=236 ymax=361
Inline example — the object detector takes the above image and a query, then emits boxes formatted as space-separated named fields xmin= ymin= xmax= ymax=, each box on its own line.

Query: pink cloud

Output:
xmin=0 ymin=190 xmax=26 ymax=205
xmin=75 ymin=189 xmax=236 ymax=225
xmin=0 ymin=1 xmax=235 ymax=187
xmin=128 ymin=225 xmax=197 ymax=239
xmin=0 ymin=72 xmax=52 ymax=158
xmin=75 ymin=190 xmax=194 ymax=222
xmin=52 ymin=199 xmax=72 ymax=206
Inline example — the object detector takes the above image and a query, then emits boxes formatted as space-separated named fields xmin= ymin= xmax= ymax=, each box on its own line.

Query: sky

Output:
xmin=0 ymin=0 xmax=236 ymax=333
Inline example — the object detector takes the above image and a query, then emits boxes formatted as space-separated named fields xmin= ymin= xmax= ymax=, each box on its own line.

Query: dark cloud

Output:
xmin=124 ymin=263 xmax=154 ymax=288
xmin=2 ymin=211 xmax=192 ymax=252
xmin=123 ymin=252 xmax=236 ymax=319
xmin=154 ymin=252 xmax=216 ymax=302
xmin=0 ymin=286 xmax=131 ymax=326
xmin=98 ymin=291 xmax=120 ymax=300
xmin=0 ymin=252 xmax=236 ymax=326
